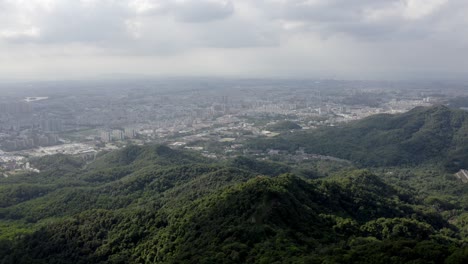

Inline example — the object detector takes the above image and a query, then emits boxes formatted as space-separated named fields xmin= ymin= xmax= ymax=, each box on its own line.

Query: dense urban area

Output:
xmin=1 ymin=78 xmax=466 ymax=176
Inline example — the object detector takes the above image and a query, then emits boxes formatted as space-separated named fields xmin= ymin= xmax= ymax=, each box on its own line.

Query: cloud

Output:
xmin=403 ymin=0 xmax=448 ymax=20
xmin=0 ymin=0 xmax=468 ymax=80
xmin=0 ymin=0 xmax=236 ymax=42
xmin=170 ymin=0 xmax=234 ymax=23
xmin=0 ymin=27 xmax=41 ymax=41
xmin=254 ymin=0 xmax=456 ymax=39
xmin=0 ymin=0 xmax=462 ymax=46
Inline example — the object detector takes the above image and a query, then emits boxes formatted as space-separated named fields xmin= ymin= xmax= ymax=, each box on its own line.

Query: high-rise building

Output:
xmin=0 ymin=102 xmax=32 ymax=114
xmin=100 ymin=131 xmax=112 ymax=142
xmin=124 ymin=128 xmax=136 ymax=139
xmin=40 ymin=119 xmax=63 ymax=132
xmin=112 ymin=130 xmax=124 ymax=141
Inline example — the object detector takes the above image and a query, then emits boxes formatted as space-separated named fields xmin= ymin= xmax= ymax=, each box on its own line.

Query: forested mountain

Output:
xmin=0 ymin=143 xmax=467 ymax=263
xmin=249 ymin=105 xmax=468 ymax=171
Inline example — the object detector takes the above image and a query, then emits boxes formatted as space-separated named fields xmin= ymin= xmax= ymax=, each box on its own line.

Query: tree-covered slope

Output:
xmin=87 ymin=144 xmax=208 ymax=170
xmin=0 ymin=146 xmax=466 ymax=263
xmin=249 ymin=105 xmax=468 ymax=170
xmin=0 ymin=145 xmax=467 ymax=263
xmin=1 ymin=172 xmax=466 ymax=263
xmin=266 ymin=120 xmax=302 ymax=131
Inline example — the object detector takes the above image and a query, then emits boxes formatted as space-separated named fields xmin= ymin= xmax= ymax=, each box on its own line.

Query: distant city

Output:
xmin=1 ymin=78 xmax=467 ymax=176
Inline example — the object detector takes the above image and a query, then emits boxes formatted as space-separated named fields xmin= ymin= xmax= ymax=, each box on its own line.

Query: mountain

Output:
xmin=249 ymin=105 xmax=468 ymax=171
xmin=266 ymin=120 xmax=302 ymax=131
xmin=0 ymin=145 xmax=467 ymax=263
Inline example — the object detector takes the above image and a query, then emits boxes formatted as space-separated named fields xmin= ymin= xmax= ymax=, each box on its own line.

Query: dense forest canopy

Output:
xmin=249 ymin=105 xmax=468 ymax=171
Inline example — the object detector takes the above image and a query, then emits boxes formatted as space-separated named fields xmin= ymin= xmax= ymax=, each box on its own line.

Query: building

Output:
xmin=40 ymin=119 xmax=63 ymax=132
xmin=112 ymin=130 xmax=124 ymax=141
xmin=100 ymin=131 xmax=112 ymax=142
xmin=124 ymin=128 xmax=136 ymax=139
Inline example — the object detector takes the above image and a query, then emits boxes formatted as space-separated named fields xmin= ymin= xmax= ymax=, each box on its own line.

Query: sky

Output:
xmin=0 ymin=0 xmax=467 ymax=81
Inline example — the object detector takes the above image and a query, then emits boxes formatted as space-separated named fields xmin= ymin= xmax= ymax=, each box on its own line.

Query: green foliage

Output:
xmin=361 ymin=218 xmax=434 ymax=240
xmin=32 ymin=154 xmax=85 ymax=175
xmin=0 ymin=144 xmax=466 ymax=263
xmin=266 ymin=121 xmax=302 ymax=131
xmin=88 ymin=144 xmax=207 ymax=170
xmin=228 ymin=156 xmax=291 ymax=176
xmin=323 ymin=239 xmax=454 ymax=264
xmin=249 ymin=105 xmax=468 ymax=171
xmin=0 ymin=184 xmax=54 ymax=208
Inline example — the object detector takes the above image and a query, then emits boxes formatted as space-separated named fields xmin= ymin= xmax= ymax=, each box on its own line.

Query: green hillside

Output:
xmin=266 ymin=120 xmax=302 ymax=131
xmin=0 ymin=144 xmax=467 ymax=263
xmin=249 ymin=105 xmax=468 ymax=171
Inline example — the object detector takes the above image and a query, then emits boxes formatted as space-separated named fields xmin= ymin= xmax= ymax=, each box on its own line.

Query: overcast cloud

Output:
xmin=0 ymin=0 xmax=467 ymax=80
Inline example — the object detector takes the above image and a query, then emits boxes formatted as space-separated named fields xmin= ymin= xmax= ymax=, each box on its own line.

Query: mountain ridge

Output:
xmin=249 ymin=105 xmax=468 ymax=171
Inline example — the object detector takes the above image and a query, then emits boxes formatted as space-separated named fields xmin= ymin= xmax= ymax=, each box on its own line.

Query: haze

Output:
xmin=1 ymin=0 xmax=468 ymax=80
